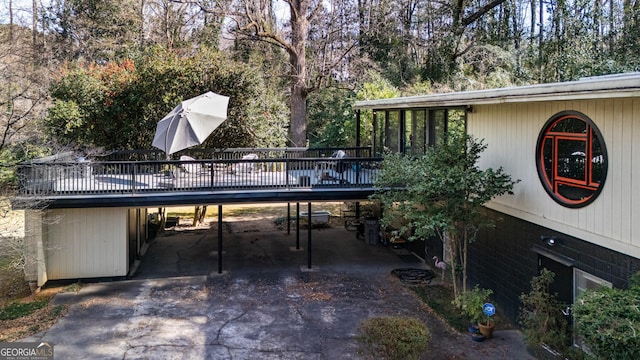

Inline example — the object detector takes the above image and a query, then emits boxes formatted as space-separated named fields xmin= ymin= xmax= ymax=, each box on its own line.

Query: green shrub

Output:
xmin=357 ymin=316 xmax=430 ymax=360
xmin=573 ymin=274 xmax=640 ymax=360
xmin=518 ymin=269 xmax=570 ymax=351
xmin=452 ymin=284 xmax=493 ymax=325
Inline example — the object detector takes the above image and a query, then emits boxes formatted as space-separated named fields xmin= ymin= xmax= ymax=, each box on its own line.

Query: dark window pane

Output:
xmin=404 ymin=110 xmax=413 ymax=154
xmin=414 ymin=110 xmax=426 ymax=155
xmin=374 ymin=112 xmax=385 ymax=156
xmin=434 ymin=110 xmax=446 ymax=146
xmin=551 ymin=117 xmax=587 ymax=133
xmin=543 ymin=138 xmax=553 ymax=182
xmin=386 ymin=111 xmax=400 ymax=152
xmin=557 ymin=183 xmax=594 ymax=202
xmin=591 ymin=136 xmax=604 ymax=184
xmin=556 ymin=139 xmax=586 ymax=181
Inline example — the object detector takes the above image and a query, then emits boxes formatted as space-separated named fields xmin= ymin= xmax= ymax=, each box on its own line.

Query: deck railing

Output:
xmin=94 ymin=147 xmax=372 ymax=161
xmin=16 ymin=148 xmax=382 ymax=196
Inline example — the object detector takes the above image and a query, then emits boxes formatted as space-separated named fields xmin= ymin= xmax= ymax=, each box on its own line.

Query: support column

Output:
xmin=287 ymin=203 xmax=291 ymax=235
xmin=217 ymin=204 xmax=223 ymax=274
xmin=356 ymin=110 xmax=361 ymax=149
xmin=296 ymin=203 xmax=300 ymax=250
xmin=307 ymin=202 xmax=312 ymax=269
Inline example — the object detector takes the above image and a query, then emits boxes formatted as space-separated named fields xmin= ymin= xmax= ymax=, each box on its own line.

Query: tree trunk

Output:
xmin=32 ymin=0 xmax=37 ymax=47
xmin=192 ymin=205 xmax=207 ymax=226
xmin=462 ymin=227 xmax=468 ymax=292
xmin=448 ymin=232 xmax=460 ymax=297
xmin=9 ymin=0 xmax=13 ymax=42
xmin=288 ymin=0 xmax=309 ymax=147
xmin=290 ymin=81 xmax=307 ymax=147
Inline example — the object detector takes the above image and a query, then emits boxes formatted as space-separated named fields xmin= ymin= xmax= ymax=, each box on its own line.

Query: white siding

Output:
xmin=469 ymin=98 xmax=640 ymax=258
xmin=44 ymin=208 xmax=128 ymax=279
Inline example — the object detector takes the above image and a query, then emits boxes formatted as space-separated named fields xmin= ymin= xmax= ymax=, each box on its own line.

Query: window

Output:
xmin=536 ymin=111 xmax=608 ymax=208
xmin=573 ymin=269 xmax=611 ymax=349
xmin=574 ymin=268 xmax=611 ymax=298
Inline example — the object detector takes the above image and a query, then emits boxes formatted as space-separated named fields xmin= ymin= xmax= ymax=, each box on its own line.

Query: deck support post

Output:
xmin=287 ymin=203 xmax=291 ymax=235
xmin=296 ymin=203 xmax=300 ymax=249
xmin=217 ymin=204 xmax=223 ymax=274
xmin=307 ymin=202 xmax=312 ymax=269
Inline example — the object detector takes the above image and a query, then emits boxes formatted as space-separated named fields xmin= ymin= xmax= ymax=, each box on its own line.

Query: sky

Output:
xmin=0 ymin=0 xmax=50 ymax=26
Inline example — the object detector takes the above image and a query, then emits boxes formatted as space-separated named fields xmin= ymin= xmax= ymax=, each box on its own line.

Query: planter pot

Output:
xmin=467 ymin=323 xmax=480 ymax=334
xmin=471 ymin=332 xmax=486 ymax=342
xmin=478 ymin=321 xmax=495 ymax=339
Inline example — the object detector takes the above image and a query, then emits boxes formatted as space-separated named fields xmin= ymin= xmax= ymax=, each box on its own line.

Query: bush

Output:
xmin=573 ymin=273 xmax=640 ymax=360
xmin=452 ymin=284 xmax=493 ymax=325
xmin=357 ymin=316 xmax=430 ymax=360
xmin=518 ymin=269 xmax=570 ymax=352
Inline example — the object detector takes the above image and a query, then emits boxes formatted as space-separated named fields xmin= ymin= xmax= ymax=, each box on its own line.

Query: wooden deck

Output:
xmin=14 ymin=149 xmax=382 ymax=208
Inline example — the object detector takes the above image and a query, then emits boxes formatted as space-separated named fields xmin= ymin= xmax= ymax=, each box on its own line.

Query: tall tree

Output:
xmin=230 ymin=0 xmax=357 ymax=147
xmin=373 ymin=133 xmax=518 ymax=296
xmin=46 ymin=0 xmax=143 ymax=61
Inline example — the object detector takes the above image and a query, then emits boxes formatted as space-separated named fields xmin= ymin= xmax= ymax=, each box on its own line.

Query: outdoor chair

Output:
xmin=231 ymin=153 xmax=261 ymax=174
xmin=315 ymin=150 xmax=351 ymax=184
xmin=179 ymin=155 xmax=207 ymax=175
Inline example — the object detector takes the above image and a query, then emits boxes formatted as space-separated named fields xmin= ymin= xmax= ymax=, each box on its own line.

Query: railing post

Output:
xmin=210 ymin=159 xmax=215 ymax=190
xmin=132 ymin=162 xmax=137 ymax=194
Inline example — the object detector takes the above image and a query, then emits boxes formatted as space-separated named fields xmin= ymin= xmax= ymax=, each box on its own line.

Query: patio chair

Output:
xmin=231 ymin=153 xmax=261 ymax=174
xmin=316 ymin=150 xmax=350 ymax=184
xmin=179 ymin=155 xmax=207 ymax=175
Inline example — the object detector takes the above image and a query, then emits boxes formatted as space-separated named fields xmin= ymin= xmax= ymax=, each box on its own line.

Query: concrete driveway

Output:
xmin=23 ymin=219 xmax=533 ymax=359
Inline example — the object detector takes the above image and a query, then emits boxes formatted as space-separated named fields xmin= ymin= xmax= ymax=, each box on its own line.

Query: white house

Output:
xmin=354 ymin=73 xmax=640 ymax=322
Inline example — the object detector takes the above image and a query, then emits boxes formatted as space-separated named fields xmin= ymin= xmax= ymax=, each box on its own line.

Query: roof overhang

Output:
xmin=353 ymin=73 xmax=640 ymax=110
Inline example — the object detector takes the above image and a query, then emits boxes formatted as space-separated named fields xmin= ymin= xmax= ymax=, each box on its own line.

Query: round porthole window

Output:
xmin=535 ymin=111 xmax=608 ymax=208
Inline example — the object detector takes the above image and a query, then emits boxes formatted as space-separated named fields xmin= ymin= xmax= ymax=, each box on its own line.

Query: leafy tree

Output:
xmin=45 ymin=0 xmax=143 ymax=61
xmin=45 ymin=47 xmax=288 ymax=150
xmin=0 ymin=24 xmax=51 ymax=186
xmin=573 ymin=272 xmax=640 ymax=360
xmin=372 ymin=133 xmax=518 ymax=297
xmin=229 ymin=0 xmax=359 ymax=147
xmin=307 ymin=88 xmax=357 ymax=148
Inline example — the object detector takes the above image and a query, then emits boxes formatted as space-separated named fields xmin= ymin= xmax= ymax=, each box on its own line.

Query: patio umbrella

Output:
xmin=152 ymin=91 xmax=230 ymax=155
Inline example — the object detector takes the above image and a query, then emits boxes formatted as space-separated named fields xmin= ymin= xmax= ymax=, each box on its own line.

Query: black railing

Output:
xmin=16 ymin=148 xmax=381 ymax=197
xmin=94 ymin=147 xmax=372 ymax=161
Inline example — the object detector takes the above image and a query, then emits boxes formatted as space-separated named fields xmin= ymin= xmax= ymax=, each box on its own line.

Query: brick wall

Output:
xmin=468 ymin=208 xmax=640 ymax=326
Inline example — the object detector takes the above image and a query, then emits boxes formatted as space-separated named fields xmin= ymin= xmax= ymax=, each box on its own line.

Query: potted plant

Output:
xmin=453 ymin=285 xmax=495 ymax=339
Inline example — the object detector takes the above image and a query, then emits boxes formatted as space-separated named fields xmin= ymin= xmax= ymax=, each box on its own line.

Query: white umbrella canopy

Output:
xmin=152 ymin=91 xmax=230 ymax=155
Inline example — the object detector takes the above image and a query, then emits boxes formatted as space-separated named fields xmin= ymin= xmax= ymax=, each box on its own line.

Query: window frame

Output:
xmin=535 ymin=111 xmax=608 ymax=208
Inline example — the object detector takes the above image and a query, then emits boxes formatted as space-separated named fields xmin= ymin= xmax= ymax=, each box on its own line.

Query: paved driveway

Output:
xmin=24 ymin=221 xmax=533 ymax=359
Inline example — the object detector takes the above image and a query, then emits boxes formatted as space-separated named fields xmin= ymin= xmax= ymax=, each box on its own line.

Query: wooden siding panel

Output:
xmin=607 ymin=99 xmax=624 ymax=241
xmin=470 ymin=98 xmax=640 ymax=258
xmin=46 ymin=208 xmax=127 ymax=279
xmin=619 ymin=99 xmax=633 ymax=245
xmin=632 ymin=99 xmax=640 ymax=248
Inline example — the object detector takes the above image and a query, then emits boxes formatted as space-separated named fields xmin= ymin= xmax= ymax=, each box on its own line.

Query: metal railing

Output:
xmin=94 ymin=147 xmax=372 ymax=161
xmin=16 ymin=148 xmax=381 ymax=197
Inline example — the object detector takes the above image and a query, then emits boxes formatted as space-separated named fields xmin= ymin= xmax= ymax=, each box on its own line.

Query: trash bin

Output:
xmin=364 ymin=217 xmax=380 ymax=245
xmin=299 ymin=175 xmax=311 ymax=187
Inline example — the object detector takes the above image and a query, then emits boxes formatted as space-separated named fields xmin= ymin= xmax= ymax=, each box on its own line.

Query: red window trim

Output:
xmin=536 ymin=111 xmax=607 ymax=208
